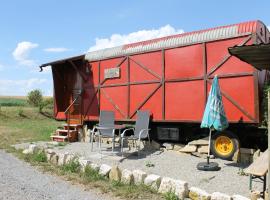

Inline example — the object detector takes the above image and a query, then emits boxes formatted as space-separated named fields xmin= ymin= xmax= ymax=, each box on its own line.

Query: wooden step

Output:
xmin=50 ymin=135 xmax=68 ymax=142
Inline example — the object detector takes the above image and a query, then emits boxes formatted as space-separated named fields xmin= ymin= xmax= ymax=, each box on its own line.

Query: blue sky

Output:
xmin=1 ymin=0 xmax=270 ymax=96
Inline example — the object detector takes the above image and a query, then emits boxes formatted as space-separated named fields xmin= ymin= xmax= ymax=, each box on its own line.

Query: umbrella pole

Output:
xmin=207 ymin=129 xmax=212 ymax=164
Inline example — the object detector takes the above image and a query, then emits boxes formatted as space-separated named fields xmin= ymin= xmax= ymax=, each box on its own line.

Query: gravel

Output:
xmin=0 ymin=150 xmax=115 ymax=200
xmin=52 ymin=142 xmax=264 ymax=197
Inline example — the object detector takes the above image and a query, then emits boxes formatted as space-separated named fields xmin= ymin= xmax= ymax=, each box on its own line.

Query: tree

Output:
xmin=27 ymin=89 xmax=43 ymax=107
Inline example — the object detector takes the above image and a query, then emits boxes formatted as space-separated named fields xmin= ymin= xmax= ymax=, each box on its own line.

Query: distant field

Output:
xmin=0 ymin=96 xmax=52 ymax=107
xmin=0 ymin=97 xmax=27 ymax=107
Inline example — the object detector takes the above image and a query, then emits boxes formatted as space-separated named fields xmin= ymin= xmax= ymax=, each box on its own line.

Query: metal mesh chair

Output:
xmin=90 ymin=111 xmax=116 ymax=152
xmin=121 ymin=110 xmax=150 ymax=155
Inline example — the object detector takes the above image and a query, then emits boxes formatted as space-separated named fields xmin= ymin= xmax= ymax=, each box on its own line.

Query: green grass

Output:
xmin=0 ymin=106 xmax=61 ymax=149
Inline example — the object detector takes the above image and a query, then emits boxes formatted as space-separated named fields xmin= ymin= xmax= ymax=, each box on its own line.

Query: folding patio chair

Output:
xmin=120 ymin=110 xmax=150 ymax=156
xmin=90 ymin=110 xmax=116 ymax=153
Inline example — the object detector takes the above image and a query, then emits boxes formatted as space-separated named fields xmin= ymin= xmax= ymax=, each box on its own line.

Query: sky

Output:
xmin=1 ymin=0 xmax=270 ymax=96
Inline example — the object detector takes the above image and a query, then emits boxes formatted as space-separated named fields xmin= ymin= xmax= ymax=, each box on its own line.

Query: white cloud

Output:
xmin=44 ymin=47 xmax=70 ymax=52
xmin=0 ymin=78 xmax=51 ymax=96
xmin=88 ymin=24 xmax=184 ymax=52
xmin=12 ymin=41 xmax=39 ymax=66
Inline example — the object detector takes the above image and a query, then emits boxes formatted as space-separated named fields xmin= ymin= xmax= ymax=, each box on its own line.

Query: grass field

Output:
xmin=0 ymin=97 xmax=61 ymax=149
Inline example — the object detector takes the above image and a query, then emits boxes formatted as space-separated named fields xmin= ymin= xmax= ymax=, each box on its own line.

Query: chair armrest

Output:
xmin=121 ymin=128 xmax=135 ymax=137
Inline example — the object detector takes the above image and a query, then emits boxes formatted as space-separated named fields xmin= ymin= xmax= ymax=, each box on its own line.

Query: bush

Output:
xmin=39 ymin=97 xmax=53 ymax=113
xmin=27 ymin=89 xmax=43 ymax=107
xmin=163 ymin=190 xmax=179 ymax=200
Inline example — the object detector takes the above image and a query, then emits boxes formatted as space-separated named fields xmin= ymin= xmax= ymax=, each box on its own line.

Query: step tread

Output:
xmin=50 ymin=135 xmax=68 ymax=139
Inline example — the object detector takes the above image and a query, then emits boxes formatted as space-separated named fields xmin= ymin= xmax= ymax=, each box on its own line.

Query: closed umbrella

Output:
xmin=198 ymin=76 xmax=229 ymax=171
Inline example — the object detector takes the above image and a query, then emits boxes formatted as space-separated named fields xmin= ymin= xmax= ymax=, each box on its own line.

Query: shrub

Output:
xmin=27 ymin=89 xmax=43 ymax=107
xmin=39 ymin=97 xmax=53 ymax=113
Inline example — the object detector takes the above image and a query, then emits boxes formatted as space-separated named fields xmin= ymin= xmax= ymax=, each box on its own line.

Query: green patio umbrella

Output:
xmin=198 ymin=76 xmax=229 ymax=171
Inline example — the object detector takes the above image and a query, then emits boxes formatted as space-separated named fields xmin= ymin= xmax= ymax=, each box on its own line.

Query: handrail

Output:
xmin=64 ymin=92 xmax=82 ymax=114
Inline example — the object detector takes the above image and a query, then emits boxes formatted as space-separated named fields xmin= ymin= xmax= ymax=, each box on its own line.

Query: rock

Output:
xmin=90 ymin=163 xmax=100 ymax=171
xmin=158 ymin=177 xmax=175 ymax=194
xmin=211 ymin=192 xmax=232 ymax=200
xmin=232 ymin=149 xmax=240 ymax=163
xmin=121 ymin=169 xmax=133 ymax=185
xmin=174 ymin=180 xmax=188 ymax=199
xmin=163 ymin=143 xmax=174 ymax=150
xmin=58 ymin=152 xmax=69 ymax=165
xmin=189 ymin=187 xmax=210 ymax=200
xmin=250 ymin=190 xmax=260 ymax=200
xmin=179 ymin=145 xmax=197 ymax=153
xmin=78 ymin=157 xmax=91 ymax=171
xmin=188 ymin=137 xmax=209 ymax=145
xmin=198 ymin=145 xmax=209 ymax=154
xmin=231 ymin=195 xmax=250 ymax=200
xmin=253 ymin=149 xmax=260 ymax=161
xmin=99 ymin=164 xmax=112 ymax=176
xmin=144 ymin=174 xmax=161 ymax=190
xmin=173 ymin=144 xmax=185 ymax=151
xmin=132 ymin=170 xmax=147 ymax=185
xmin=50 ymin=154 xmax=59 ymax=165
xmin=109 ymin=166 xmax=122 ymax=181
xmin=85 ymin=129 xmax=91 ymax=143
xmin=24 ymin=144 xmax=38 ymax=154
xmin=22 ymin=149 xmax=31 ymax=154
xmin=65 ymin=154 xmax=76 ymax=164
xmin=46 ymin=149 xmax=55 ymax=154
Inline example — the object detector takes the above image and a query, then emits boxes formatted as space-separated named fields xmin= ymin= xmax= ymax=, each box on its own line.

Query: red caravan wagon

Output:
xmin=40 ymin=20 xmax=270 ymax=160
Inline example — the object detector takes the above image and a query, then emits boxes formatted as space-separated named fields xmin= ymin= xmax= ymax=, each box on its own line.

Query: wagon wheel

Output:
xmin=210 ymin=131 xmax=239 ymax=161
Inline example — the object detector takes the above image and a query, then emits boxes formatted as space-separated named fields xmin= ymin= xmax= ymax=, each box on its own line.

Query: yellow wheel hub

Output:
xmin=214 ymin=136 xmax=234 ymax=156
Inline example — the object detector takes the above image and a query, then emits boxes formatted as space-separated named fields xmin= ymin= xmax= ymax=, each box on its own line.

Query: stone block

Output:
xmin=121 ymin=169 xmax=133 ymax=185
xmin=179 ymin=145 xmax=197 ymax=153
xmin=253 ymin=149 xmax=260 ymax=161
xmin=189 ymin=187 xmax=210 ymax=200
xmin=50 ymin=154 xmax=59 ymax=165
xmin=28 ymin=144 xmax=38 ymax=154
xmin=174 ymin=180 xmax=188 ymax=199
xmin=144 ymin=174 xmax=161 ymax=190
xmin=78 ymin=157 xmax=91 ymax=171
xmin=99 ymin=164 xmax=112 ymax=176
xmin=133 ymin=170 xmax=147 ymax=185
xmin=109 ymin=166 xmax=122 ymax=182
xmin=173 ymin=144 xmax=185 ymax=151
xmin=85 ymin=129 xmax=91 ymax=143
xmin=58 ymin=152 xmax=69 ymax=165
xmin=198 ymin=145 xmax=209 ymax=154
xmin=65 ymin=154 xmax=77 ymax=164
xmin=232 ymin=149 xmax=240 ymax=163
xmin=250 ymin=190 xmax=260 ymax=200
xmin=90 ymin=163 xmax=100 ymax=171
xmin=231 ymin=195 xmax=250 ymax=200
xmin=22 ymin=149 xmax=31 ymax=154
xmin=158 ymin=177 xmax=175 ymax=194
xmin=188 ymin=137 xmax=209 ymax=146
xmin=211 ymin=192 xmax=232 ymax=200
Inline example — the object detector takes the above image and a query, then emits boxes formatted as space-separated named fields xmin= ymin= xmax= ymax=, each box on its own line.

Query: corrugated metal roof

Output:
xmin=85 ymin=21 xmax=259 ymax=62
xmin=229 ymin=44 xmax=270 ymax=70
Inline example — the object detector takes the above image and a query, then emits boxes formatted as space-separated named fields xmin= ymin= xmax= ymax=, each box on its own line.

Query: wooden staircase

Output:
xmin=51 ymin=89 xmax=83 ymax=142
